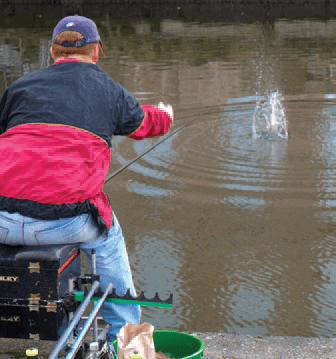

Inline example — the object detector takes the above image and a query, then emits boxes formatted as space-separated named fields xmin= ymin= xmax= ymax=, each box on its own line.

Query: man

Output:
xmin=0 ymin=15 xmax=173 ymax=343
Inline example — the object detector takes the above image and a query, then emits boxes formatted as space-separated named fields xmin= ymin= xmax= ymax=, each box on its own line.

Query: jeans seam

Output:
xmin=34 ymin=215 xmax=90 ymax=244
xmin=0 ymin=213 xmax=21 ymax=224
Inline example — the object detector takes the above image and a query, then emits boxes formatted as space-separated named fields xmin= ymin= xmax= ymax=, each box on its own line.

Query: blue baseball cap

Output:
xmin=52 ymin=15 xmax=105 ymax=57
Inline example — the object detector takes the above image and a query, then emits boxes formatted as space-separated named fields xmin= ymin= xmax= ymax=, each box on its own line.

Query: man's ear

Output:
xmin=92 ymin=45 xmax=99 ymax=63
xmin=50 ymin=46 xmax=54 ymax=60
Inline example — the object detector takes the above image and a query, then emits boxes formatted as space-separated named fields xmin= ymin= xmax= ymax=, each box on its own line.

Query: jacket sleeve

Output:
xmin=113 ymin=86 xmax=145 ymax=136
xmin=128 ymin=104 xmax=173 ymax=140
xmin=0 ymin=90 xmax=9 ymax=135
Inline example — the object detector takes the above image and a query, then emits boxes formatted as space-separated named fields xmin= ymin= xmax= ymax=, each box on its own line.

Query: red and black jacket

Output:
xmin=0 ymin=59 xmax=172 ymax=232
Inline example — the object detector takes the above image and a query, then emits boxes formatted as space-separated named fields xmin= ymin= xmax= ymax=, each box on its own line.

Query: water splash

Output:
xmin=252 ymin=90 xmax=288 ymax=140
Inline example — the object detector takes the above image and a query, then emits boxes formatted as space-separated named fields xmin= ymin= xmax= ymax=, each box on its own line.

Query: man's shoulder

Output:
xmin=6 ymin=67 xmax=50 ymax=90
xmin=7 ymin=62 xmax=123 ymax=95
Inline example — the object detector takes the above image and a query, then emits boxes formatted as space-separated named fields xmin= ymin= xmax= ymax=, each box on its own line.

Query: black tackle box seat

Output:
xmin=0 ymin=243 xmax=81 ymax=300
xmin=0 ymin=244 xmax=81 ymax=341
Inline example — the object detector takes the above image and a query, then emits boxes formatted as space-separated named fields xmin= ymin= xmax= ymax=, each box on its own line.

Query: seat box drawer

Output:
xmin=0 ymin=298 xmax=67 ymax=341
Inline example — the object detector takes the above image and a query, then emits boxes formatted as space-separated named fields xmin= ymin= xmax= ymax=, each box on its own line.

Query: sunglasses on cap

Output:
xmin=53 ymin=38 xmax=106 ymax=58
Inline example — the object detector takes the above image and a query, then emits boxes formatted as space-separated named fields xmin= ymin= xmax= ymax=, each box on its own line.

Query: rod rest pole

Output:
xmin=92 ymin=249 xmax=98 ymax=342
xmin=49 ymin=280 xmax=100 ymax=359
xmin=65 ymin=283 xmax=113 ymax=359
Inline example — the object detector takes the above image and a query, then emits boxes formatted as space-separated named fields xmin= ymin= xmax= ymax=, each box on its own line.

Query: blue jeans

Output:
xmin=0 ymin=210 xmax=141 ymax=343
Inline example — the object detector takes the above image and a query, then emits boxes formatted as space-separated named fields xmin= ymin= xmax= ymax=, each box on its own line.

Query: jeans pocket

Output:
xmin=34 ymin=214 xmax=98 ymax=245
xmin=0 ymin=227 xmax=9 ymax=244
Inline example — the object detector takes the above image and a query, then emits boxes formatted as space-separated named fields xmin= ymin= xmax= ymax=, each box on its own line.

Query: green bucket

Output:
xmin=112 ymin=330 xmax=205 ymax=359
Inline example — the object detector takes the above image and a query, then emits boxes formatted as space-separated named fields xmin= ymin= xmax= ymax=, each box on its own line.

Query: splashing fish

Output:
xmin=252 ymin=90 xmax=288 ymax=139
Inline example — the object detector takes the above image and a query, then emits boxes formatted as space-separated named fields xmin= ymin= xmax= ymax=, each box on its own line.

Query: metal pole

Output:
xmin=68 ymin=276 xmax=75 ymax=344
xmin=97 ymin=324 xmax=110 ymax=341
xmin=48 ymin=280 xmax=100 ymax=359
xmin=92 ymin=249 xmax=98 ymax=342
xmin=65 ymin=283 xmax=113 ymax=359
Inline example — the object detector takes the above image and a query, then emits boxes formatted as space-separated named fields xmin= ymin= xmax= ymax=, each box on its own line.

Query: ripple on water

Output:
xmin=114 ymin=96 xmax=336 ymax=208
xmin=113 ymin=96 xmax=336 ymax=336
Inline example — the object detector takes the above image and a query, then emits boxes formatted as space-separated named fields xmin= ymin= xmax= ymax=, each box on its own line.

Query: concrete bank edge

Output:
xmin=1 ymin=332 xmax=336 ymax=359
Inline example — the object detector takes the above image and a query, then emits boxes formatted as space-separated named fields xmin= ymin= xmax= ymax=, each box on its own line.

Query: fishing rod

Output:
xmin=105 ymin=112 xmax=205 ymax=183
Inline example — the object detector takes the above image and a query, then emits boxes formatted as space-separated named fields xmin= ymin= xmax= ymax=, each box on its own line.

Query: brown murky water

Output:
xmin=2 ymin=14 xmax=336 ymax=339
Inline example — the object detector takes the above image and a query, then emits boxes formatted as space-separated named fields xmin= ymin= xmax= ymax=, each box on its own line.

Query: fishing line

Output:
xmin=105 ymin=111 xmax=210 ymax=183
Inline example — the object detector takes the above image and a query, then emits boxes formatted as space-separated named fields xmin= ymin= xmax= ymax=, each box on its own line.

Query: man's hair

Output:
xmin=51 ymin=31 xmax=98 ymax=59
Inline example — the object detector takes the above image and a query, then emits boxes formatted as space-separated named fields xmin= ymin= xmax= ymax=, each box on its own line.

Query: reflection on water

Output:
xmin=3 ymin=15 xmax=336 ymax=338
